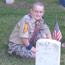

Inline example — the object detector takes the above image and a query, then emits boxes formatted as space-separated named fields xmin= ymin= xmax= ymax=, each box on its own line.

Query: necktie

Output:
xmin=29 ymin=20 xmax=40 ymax=47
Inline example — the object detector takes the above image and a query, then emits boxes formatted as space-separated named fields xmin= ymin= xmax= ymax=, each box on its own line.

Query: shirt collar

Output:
xmin=31 ymin=16 xmax=36 ymax=23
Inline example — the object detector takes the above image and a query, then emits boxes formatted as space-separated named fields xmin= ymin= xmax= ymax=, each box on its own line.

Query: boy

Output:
xmin=8 ymin=2 xmax=52 ymax=58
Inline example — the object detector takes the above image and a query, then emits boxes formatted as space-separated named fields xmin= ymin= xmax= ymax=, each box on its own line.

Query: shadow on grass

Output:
xmin=0 ymin=48 xmax=35 ymax=65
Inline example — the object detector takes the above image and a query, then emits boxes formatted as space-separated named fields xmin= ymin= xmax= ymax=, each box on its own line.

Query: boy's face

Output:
xmin=30 ymin=6 xmax=44 ymax=20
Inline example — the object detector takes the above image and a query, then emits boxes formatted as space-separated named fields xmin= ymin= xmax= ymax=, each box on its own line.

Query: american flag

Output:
xmin=53 ymin=20 xmax=62 ymax=41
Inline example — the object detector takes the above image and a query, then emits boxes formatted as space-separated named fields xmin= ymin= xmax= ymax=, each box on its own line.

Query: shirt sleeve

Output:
xmin=19 ymin=17 xmax=30 ymax=38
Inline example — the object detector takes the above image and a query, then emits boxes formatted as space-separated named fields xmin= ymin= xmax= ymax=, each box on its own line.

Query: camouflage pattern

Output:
xmin=8 ymin=42 xmax=35 ymax=58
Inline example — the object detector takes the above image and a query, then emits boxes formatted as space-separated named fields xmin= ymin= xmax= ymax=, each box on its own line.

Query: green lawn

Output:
xmin=0 ymin=0 xmax=65 ymax=65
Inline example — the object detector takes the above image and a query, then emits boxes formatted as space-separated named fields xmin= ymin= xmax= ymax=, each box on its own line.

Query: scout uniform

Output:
xmin=8 ymin=14 xmax=51 ymax=58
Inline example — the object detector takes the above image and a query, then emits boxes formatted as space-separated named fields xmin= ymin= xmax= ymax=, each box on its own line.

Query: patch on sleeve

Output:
xmin=23 ymin=18 xmax=30 ymax=34
xmin=25 ymin=18 xmax=31 ymax=23
xmin=23 ymin=23 xmax=28 ymax=34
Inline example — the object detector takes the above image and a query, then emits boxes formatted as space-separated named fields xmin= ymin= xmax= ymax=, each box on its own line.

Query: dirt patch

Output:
xmin=0 ymin=2 xmax=30 ymax=7
xmin=14 ymin=2 xmax=30 ymax=7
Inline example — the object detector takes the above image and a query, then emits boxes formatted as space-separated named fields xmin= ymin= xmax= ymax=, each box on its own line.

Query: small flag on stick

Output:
xmin=53 ymin=20 xmax=62 ymax=42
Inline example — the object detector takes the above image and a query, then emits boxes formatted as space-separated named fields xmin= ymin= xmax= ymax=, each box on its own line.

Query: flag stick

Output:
xmin=56 ymin=15 xmax=57 ymax=21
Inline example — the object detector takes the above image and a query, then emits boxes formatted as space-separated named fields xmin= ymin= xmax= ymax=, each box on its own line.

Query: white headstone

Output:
xmin=36 ymin=39 xmax=61 ymax=65
xmin=6 ymin=0 xmax=15 ymax=4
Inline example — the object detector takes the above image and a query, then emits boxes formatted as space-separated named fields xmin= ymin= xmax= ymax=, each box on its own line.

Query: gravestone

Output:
xmin=36 ymin=39 xmax=61 ymax=65
xmin=6 ymin=0 xmax=15 ymax=4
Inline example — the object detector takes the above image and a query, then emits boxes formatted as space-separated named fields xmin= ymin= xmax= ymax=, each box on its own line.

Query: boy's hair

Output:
xmin=32 ymin=2 xmax=44 ymax=9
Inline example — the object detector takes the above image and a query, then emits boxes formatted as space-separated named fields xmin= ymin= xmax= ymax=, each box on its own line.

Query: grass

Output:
xmin=0 ymin=0 xmax=65 ymax=65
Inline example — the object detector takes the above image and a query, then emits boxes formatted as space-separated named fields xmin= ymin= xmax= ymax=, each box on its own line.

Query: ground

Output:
xmin=0 ymin=1 xmax=30 ymax=7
